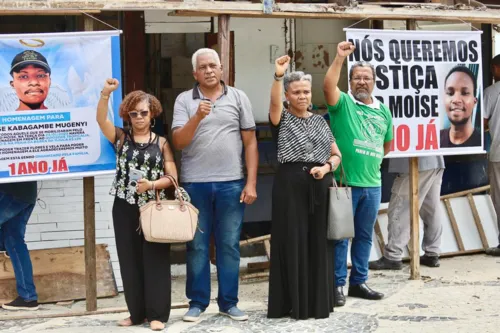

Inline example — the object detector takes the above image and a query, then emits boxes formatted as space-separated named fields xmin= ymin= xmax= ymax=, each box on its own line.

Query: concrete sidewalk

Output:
xmin=1 ymin=254 xmax=499 ymax=332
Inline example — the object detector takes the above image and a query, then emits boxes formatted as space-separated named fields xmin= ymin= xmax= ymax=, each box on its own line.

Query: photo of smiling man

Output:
xmin=9 ymin=50 xmax=51 ymax=111
xmin=440 ymin=65 xmax=482 ymax=148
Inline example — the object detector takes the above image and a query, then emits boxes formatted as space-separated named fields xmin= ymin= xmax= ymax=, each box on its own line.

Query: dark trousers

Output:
xmin=112 ymin=197 xmax=171 ymax=324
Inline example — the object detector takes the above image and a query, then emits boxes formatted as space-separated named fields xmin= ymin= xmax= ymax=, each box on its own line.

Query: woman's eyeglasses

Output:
xmin=129 ymin=110 xmax=149 ymax=118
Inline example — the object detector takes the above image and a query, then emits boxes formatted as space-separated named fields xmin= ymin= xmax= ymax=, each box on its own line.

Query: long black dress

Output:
xmin=267 ymin=110 xmax=336 ymax=320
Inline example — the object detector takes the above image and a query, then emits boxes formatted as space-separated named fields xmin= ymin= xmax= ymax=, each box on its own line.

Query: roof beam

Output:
xmin=0 ymin=1 xmax=499 ymax=24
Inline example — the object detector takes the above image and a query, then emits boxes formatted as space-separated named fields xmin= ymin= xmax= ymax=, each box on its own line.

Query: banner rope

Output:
xmin=79 ymin=11 xmax=121 ymax=31
xmin=456 ymin=18 xmax=482 ymax=32
xmin=344 ymin=16 xmax=374 ymax=30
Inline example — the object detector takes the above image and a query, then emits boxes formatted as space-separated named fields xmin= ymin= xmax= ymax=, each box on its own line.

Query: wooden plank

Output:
xmin=218 ymin=14 xmax=231 ymax=85
xmin=247 ymin=261 xmax=270 ymax=273
xmin=0 ymin=245 xmax=117 ymax=304
xmin=2 ymin=1 xmax=500 ymax=24
xmin=83 ymin=14 xmax=97 ymax=313
xmin=408 ymin=156 xmax=420 ymax=279
xmin=440 ymin=185 xmax=490 ymax=200
xmin=144 ymin=10 xmax=211 ymax=23
xmin=241 ymin=272 xmax=269 ymax=280
xmin=443 ymin=199 xmax=465 ymax=251
xmin=0 ymin=303 xmax=189 ymax=321
xmin=438 ymin=248 xmax=485 ymax=258
xmin=171 ymin=7 xmax=500 ymax=24
xmin=0 ymin=10 xmax=100 ymax=15
xmin=400 ymin=249 xmax=485 ymax=262
xmin=406 ymin=19 xmax=420 ymax=281
xmin=240 ymin=234 xmax=271 ymax=246
xmin=264 ymin=240 xmax=271 ymax=260
xmin=467 ymin=194 xmax=490 ymax=249
xmin=374 ymin=220 xmax=386 ymax=254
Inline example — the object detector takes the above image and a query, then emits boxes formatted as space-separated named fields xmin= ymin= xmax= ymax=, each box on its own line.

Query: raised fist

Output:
xmin=102 ymin=78 xmax=119 ymax=95
xmin=275 ymin=55 xmax=291 ymax=77
xmin=337 ymin=41 xmax=355 ymax=58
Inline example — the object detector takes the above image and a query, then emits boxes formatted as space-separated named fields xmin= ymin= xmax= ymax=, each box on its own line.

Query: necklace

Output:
xmin=131 ymin=130 xmax=152 ymax=150
xmin=300 ymin=117 xmax=314 ymax=159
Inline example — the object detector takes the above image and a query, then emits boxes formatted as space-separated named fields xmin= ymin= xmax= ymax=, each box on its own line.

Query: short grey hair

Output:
xmin=191 ymin=48 xmax=221 ymax=71
xmin=349 ymin=61 xmax=376 ymax=81
xmin=283 ymin=71 xmax=312 ymax=91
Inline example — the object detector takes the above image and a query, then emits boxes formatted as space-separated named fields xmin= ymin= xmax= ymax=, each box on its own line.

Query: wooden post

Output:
xmin=206 ymin=14 xmax=231 ymax=266
xmin=122 ymin=12 xmax=146 ymax=93
xmin=408 ymin=156 xmax=420 ymax=279
xmin=218 ymin=15 xmax=230 ymax=84
xmin=83 ymin=15 xmax=97 ymax=312
xmin=406 ymin=19 xmax=420 ymax=280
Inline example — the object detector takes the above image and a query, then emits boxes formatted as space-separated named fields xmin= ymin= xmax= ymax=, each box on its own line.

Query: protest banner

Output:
xmin=0 ymin=31 xmax=122 ymax=183
xmin=345 ymin=28 xmax=483 ymax=157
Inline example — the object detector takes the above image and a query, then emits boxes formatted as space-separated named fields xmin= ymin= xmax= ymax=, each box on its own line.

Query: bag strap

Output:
xmin=332 ymin=161 xmax=348 ymax=188
xmin=158 ymin=174 xmax=185 ymax=205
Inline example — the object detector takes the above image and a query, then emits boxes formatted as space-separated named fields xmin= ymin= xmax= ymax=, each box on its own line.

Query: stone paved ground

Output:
xmin=0 ymin=254 xmax=499 ymax=332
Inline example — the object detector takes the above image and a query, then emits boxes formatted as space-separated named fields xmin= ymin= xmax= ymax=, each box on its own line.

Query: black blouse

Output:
xmin=109 ymin=127 xmax=167 ymax=206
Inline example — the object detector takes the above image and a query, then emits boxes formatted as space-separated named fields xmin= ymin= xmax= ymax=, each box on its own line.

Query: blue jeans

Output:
xmin=334 ymin=186 xmax=381 ymax=286
xmin=183 ymin=179 xmax=245 ymax=312
xmin=0 ymin=192 xmax=37 ymax=301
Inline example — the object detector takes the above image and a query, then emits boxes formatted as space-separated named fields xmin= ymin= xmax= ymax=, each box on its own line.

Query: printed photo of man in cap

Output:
xmin=9 ymin=50 xmax=52 ymax=111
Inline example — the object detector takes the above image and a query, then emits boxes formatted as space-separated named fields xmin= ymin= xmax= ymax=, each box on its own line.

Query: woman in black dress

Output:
xmin=267 ymin=56 xmax=342 ymax=320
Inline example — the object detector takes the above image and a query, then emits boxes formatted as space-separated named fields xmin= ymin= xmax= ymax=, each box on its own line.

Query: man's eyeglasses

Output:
xmin=351 ymin=77 xmax=374 ymax=83
xmin=129 ymin=110 xmax=149 ymax=118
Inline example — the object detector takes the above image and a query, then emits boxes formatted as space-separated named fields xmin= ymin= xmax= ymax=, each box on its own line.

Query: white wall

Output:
xmin=295 ymin=18 xmax=368 ymax=107
xmin=221 ymin=18 xmax=287 ymax=122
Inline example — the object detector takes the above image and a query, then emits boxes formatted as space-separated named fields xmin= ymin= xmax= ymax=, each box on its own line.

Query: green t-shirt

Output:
xmin=327 ymin=92 xmax=393 ymax=187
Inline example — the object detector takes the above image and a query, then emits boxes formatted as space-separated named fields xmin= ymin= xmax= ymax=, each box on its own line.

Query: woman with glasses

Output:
xmin=97 ymin=79 xmax=177 ymax=331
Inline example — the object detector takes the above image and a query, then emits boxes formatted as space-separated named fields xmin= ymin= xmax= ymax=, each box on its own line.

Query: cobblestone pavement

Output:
xmin=0 ymin=255 xmax=499 ymax=332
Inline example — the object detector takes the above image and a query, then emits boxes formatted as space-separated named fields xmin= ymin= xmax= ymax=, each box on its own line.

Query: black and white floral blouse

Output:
xmin=109 ymin=127 xmax=167 ymax=207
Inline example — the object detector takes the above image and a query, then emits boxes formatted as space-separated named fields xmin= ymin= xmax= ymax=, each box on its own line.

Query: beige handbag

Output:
xmin=139 ymin=175 xmax=199 ymax=243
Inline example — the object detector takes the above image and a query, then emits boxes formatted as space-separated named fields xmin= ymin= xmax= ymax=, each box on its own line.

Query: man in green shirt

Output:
xmin=324 ymin=41 xmax=393 ymax=307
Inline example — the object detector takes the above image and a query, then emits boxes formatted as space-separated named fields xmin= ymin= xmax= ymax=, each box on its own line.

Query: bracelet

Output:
xmin=151 ymin=181 xmax=156 ymax=192
xmin=100 ymin=91 xmax=110 ymax=100
xmin=333 ymin=153 xmax=342 ymax=161
xmin=274 ymin=73 xmax=284 ymax=81
xmin=327 ymin=161 xmax=335 ymax=172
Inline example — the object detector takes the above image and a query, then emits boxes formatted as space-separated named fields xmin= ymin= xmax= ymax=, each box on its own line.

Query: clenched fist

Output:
xmin=196 ymin=100 xmax=212 ymax=119
xmin=102 ymin=78 xmax=119 ymax=95
xmin=275 ymin=55 xmax=291 ymax=77
xmin=337 ymin=41 xmax=355 ymax=58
